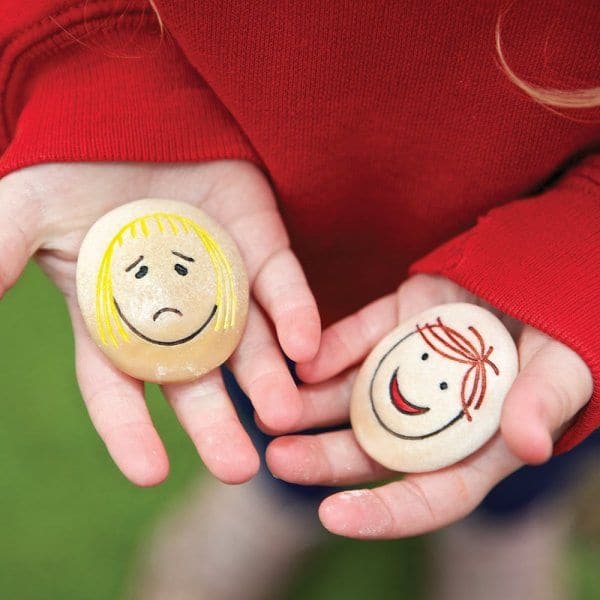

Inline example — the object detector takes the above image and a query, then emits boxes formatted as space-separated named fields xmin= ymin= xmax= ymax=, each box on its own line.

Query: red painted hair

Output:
xmin=416 ymin=317 xmax=500 ymax=421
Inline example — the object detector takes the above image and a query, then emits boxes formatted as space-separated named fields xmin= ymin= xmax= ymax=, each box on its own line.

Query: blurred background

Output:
xmin=0 ymin=262 xmax=598 ymax=599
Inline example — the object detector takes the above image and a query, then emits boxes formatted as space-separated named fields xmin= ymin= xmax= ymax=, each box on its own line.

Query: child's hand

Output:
xmin=266 ymin=274 xmax=592 ymax=538
xmin=0 ymin=160 xmax=320 ymax=485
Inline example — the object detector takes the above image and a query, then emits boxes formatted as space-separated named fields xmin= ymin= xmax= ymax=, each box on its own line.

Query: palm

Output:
xmin=266 ymin=274 xmax=592 ymax=538
xmin=0 ymin=161 xmax=320 ymax=485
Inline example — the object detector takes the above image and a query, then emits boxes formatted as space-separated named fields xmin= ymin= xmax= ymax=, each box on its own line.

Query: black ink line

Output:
xmin=114 ymin=301 xmax=217 ymax=346
xmin=372 ymin=405 xmax=464 ymax=440
xmin=125 ymin=256 xmax=144 ymax=272
xmin=172 ymin=251 xmax=195 ymax=262
xmin=152 ymin=307 xmax=183 ymax=321
xmin=369 ymin=329 xmax=464 ymax=440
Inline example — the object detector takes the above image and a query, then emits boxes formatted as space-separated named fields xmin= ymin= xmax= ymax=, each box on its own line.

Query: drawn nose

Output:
xmin=153 ymin=307 xmax=183 ymax=321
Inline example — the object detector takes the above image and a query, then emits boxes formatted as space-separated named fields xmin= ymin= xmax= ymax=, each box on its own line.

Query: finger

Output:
xmin=297 ymin=274 xmax=475 ymax=384
xmin=202 ymin=168 xmax=321 ymax=361
xmin=501 ymin=336 xmax=594 ymax=465
xmin=228 ymin=303 xmax=302 ymax=432
xmin=202 ymin=163 xmax=289 ymax=283
xmin=266 ymin=429 xmax=393 ymax=485
xmin=296 ymin=294 xmax=398 ymax=384
xmin=200 ymin=161 xmax=285 ymax=280
xmin=163 ymin=370 xmax=260 ymax=484
xmin=318 ymin=435 xmax=522 ymax=539
xmin=253 ymin=247 xmax=321 ymax=363
xmin=67 ymin=297 xmax=169 ymax=486
xmin=0 ymin=182 xmax=43 ymax=297
xmin=256 ymin=369 xmax=356 ymax=434
xmin=394 ymin=273 xmax=473 ymax=321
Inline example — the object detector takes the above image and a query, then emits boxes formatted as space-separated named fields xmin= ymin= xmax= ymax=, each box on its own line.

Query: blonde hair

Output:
xmin=148 ymin=0 xmax=164 ymax=35
xmin=96 ymin=212 xmax=236 ymax=347
xmin=495 ymin=11 xmax=600 ymax=110
xmin=146 ymin=0 xmax=599 ymax=110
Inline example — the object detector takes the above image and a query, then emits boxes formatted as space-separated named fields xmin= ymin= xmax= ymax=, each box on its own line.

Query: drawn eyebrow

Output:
xmin=125 ymin=256 xmax=144 ymax=272
xmin=172 ymin=250 xmax=195 ymax=262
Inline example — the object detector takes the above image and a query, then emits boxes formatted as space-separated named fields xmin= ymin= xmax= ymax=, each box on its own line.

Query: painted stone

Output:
xmin=350 ymin=303 xmax=518 ymax=472
xmin=76 ymin=199 xmax=249 ymax=383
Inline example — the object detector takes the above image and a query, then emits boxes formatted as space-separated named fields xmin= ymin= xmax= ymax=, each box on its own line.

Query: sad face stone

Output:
xmin=350 ymin=303 xmax=518 ymax=472
xmin=76 ymin=199 xmax=249 ymax=383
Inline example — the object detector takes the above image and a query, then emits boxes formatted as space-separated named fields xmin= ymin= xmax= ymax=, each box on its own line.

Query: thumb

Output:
xmin=395 ymin=273 xmax=475 ymax=322
xmin=501 ymin=335 xmax=593 ymax=464
xmin=0 ymin=175 xmax=44 ymax=297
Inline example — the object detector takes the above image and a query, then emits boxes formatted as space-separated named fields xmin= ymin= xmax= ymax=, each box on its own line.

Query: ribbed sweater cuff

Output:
xmin=0 ymin=1 xmax=257 ymax=177
xmin=410 ymin=156 xmax=600 ymax=454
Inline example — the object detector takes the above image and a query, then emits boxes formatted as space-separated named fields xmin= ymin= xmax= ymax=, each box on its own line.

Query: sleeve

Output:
xmin=409 ymin=154 xmax=600 ymax=454
xmin=0 ymin=0 xmax=257 ymax=178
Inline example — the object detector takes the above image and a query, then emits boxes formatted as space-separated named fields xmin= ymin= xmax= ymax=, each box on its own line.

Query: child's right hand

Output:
xmin=0 ymin=160 xmax=321 ymax=485
xmin=266 ymin=274 xmax=593 ymax=538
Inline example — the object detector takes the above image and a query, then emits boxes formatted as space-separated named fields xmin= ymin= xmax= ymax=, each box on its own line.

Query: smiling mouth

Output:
xmin=389 ymin=368 xmax=429 ymax=415
xmin=114 ymin=300 xmax=218 ymax=346
xmin=368 ymin=329 xmax=465 ymax=440
xmin=153 ymin=307 xmax=183 ymax=321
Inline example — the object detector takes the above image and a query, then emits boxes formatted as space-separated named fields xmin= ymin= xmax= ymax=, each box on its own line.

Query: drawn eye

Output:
xmin=174 ymin=263 xmax=188 ymax=276
xmin=421 ymin=353 xmax=429 ymax=361
xmin=439 ymin=381 xmax=448 ymax=390
xmin=135 ymin=265 xmax=148 ymax=279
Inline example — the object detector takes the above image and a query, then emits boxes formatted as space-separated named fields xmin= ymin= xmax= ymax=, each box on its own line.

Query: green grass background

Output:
xmin=0 ymin=263 xmax=597 ymax=599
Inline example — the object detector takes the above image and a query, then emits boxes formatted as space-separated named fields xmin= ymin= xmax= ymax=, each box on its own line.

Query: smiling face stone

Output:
xmin=76 ymin=199 xmax=249 ymax=383
xmin=372 ymin=330 xmax=467 ymax=439
xmin=350 ymin=303 xmax=519 ymax=472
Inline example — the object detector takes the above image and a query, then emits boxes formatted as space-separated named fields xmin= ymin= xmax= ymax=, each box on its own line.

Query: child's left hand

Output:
xmin=266 ymin=274 xmax=593 ymax=539
xmin=0 ymin=160 xmax=320 ymax=487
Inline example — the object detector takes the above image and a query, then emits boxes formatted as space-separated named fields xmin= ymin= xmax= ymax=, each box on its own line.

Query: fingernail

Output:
xmin=321 ymin=490 xmax=392 ymax=538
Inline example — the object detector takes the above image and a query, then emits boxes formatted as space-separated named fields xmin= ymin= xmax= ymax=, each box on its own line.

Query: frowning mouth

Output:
xmin=113 ymin=300 xmax=218 ymax=346
xmin=153 ymin=307 xmax=183 ymax=321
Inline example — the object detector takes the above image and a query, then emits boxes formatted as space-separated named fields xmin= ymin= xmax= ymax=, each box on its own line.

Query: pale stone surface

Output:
xmin=76 ymin=199 xmax=248 ymax=383
xmin=350 ymin=303 xmax=518 ymax=472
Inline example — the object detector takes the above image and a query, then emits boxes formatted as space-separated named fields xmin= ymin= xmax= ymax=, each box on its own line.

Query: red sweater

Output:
xmin=1 ymin=0 xmax=598 ymax=453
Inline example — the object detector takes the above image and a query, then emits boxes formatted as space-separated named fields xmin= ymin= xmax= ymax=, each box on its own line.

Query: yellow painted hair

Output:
xmin=96 ymin=212 xmax=236 ymax=347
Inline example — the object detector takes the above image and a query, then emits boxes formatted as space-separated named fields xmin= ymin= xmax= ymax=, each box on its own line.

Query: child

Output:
xmin=0 ymin=0 xmax=597 ymax=555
